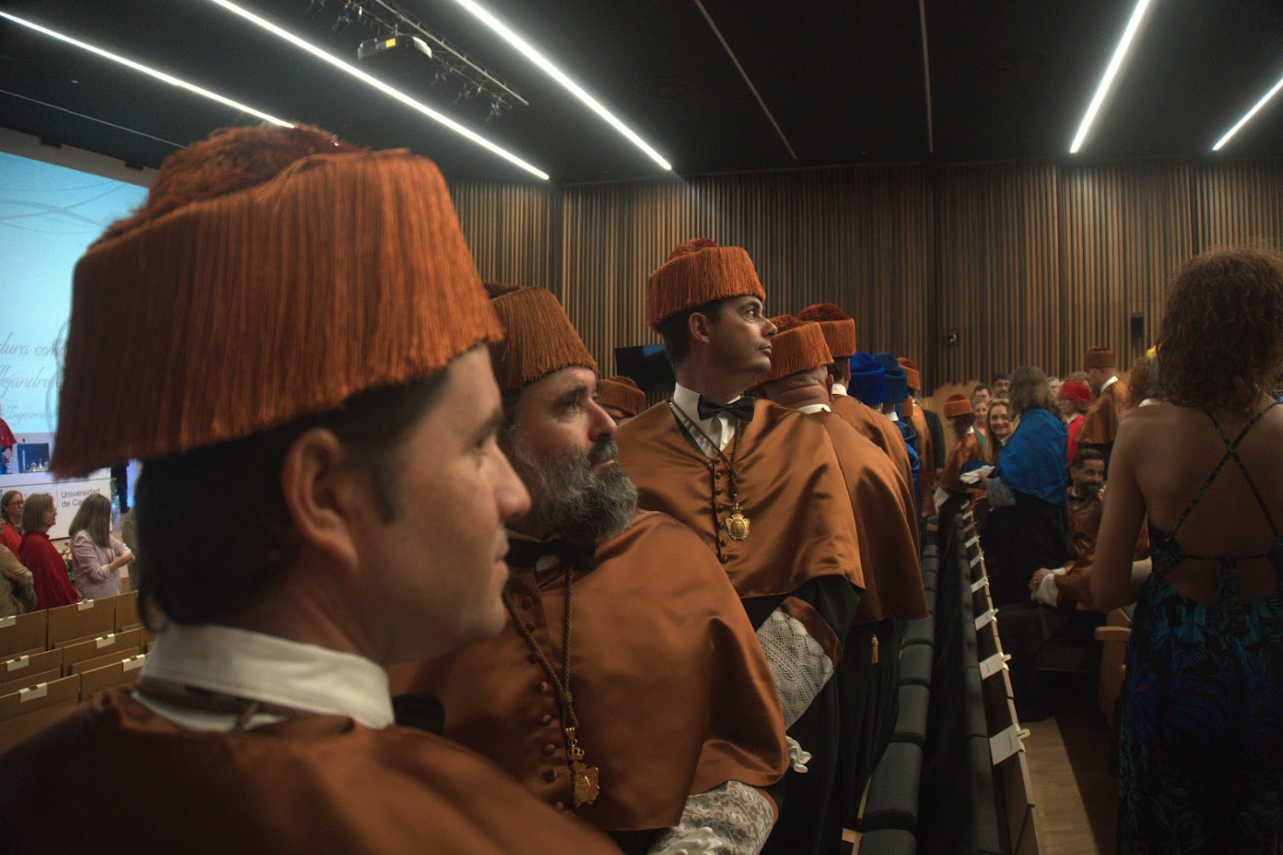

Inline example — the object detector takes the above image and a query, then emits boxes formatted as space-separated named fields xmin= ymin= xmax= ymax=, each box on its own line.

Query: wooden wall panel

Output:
xmin=558 ymin=166 xmax=932 ymax=377
xmin=1058 ymin=161 xmax=1193 ymax=377
xmin=447 ymin=157 xmax=1281 ymax=395
xmin=447 ymin=176 xmax=560 ymax=290
xmin=1192 ymin=161 xmax=1283 ymax=254
xmin=933 ymin=163 xmax=1061 ymax=386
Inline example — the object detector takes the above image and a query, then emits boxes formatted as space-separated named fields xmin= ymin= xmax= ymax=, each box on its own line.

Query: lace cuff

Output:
xmin=756 ymin=608 xmax=835 ymax=729
xmin=648 ymin=781 xmax=775 ymax=855
xmin=1033 ymin=569 xmax=1064 ymax=608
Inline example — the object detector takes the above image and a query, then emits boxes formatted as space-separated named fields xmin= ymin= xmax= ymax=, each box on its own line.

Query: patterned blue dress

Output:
xmin=1119 ymin=404 xmax=1283 ymax=854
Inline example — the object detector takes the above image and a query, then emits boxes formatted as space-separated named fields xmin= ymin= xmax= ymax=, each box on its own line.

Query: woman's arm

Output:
xmin=70 ymin=531 xmax=117 ymax=582
xmin=1091 ymin=419 xmax=1150 ymax=611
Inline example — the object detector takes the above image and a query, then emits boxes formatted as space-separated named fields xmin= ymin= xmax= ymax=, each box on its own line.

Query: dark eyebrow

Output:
xmin=555 ymin=384 xmax=592 ymax=409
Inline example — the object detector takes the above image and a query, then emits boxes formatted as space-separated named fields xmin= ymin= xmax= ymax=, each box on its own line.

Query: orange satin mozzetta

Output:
xmin=389 ymin=511 xmax=788 ymax=832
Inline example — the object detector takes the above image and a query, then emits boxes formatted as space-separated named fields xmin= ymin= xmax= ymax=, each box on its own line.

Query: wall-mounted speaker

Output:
xmin=1130 ymin=312 xmax=1144 ymax=339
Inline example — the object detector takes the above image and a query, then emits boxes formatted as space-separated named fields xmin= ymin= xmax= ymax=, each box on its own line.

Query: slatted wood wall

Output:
xmin=449 ymin=158 xmax=1281 ymax=394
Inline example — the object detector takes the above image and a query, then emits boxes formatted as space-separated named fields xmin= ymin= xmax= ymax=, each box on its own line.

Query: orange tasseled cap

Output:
xmin=646 ymin=238 xmax=766 ymax=331
xmin=1084 ymin=346 xmax=1116 ymax=369
xmin=796 ymin=303 xmax=857 ymax=359
xmin=597 ymin=376 xmax=646 ymax=416
xmin=53 ymin=124 xmax=501 ymax=476
xmin=897 ymin=357 xmax=922 ymax=392
xmin=753 ymin=316 xmax=833 ymax=388
xmin=488 ymin=287 xmax=598 ymax=392
xmin=943 ymin=393 xmax=973 ymax=417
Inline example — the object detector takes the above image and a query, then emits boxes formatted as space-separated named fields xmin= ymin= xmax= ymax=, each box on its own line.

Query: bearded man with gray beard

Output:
xmin=390 ymin=285 xmax=789 ymax=855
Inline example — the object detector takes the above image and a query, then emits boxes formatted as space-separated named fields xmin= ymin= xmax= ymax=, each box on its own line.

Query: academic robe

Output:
xmin=830 ymin=394 xmax=916 ymax=504
xmin=0 ymin=691 xmax=623 ymax=855
xmin=939 ymin=432 xmax=985 ymax=497
xmin=19 ymin=530 xmax=78 ymax=609
xmin=810 ymin=411 xmax=928 ymax=830
xmin=907 ymin=402 xmax=937 ymax=518
xmin=389 ymin=510 xmax=788 ymax=840
xmin=1079 ymin=379 xmax=1129 ymax=469
xmin=616 ymin=399 xmax=863 ymax=855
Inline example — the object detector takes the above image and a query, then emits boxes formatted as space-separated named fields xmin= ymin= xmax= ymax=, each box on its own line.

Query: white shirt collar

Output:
xmin=798 ymin=403 xmax=831 ymax=414
xmin=831 ymin=382 xmax=848 ymax=396
xmin=672 ymin=382 xmax=745 ymax=456
xmin=1100 ymin=374 xmax=1119 ymax=393
xmin=135 ymin=624 xmax=393 ymax=731
xmin=1065 ymin=412 xmax=1082 ymax=426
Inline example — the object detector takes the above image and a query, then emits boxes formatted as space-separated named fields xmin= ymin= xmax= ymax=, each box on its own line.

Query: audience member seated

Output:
xmin=595 ymin=375 xmax=647 ymax=425
xmin=1047 ymin=375 xmax=1062 ymax=401
xmin=1059 ymin=381 xmax=1092 ymax=471
xmin=983 ymin=398 xmax=1013 ymax=462
xmin=18 ymin=493 xmax=79 ymax=609
xmin=992 ymin=373 xmax=1012 ymax=398
xmin=972 ymin=383 xmax=992 ymax=404
xmin=971 ymin=395 xmax=990 ymax=447
xmin=978 ymin=369 xmax=1074 ymax=610
xmin=0 ymin=490 xmax=23 ymax=553
xmin=0 ymin=544 xmax=35 ymax=617
xmin=69 ymin=493 xmax=133 ymax=600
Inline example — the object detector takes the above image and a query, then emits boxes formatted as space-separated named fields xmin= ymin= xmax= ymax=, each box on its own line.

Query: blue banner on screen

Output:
xmin=0 ymin=151 xmax=148 ymax=434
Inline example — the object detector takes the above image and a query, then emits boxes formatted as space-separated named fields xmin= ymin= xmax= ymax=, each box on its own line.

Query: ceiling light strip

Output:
xmin=0 ymin=11 xmax=293 ymax=128
xmin=1213 ymin=71 xmax=1283 ymax=151
xmin=1069 ymin=0 xmax=1154 ymax=154
xmin=691 ymin=0 xmax=797 ymax=161
xmin=448 ymin=0 xmax=673 ymax=171
xmin=203 ymin=0 xmax=549 ymax=181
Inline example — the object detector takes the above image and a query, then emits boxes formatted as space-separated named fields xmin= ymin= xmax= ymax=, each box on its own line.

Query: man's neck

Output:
xmin=674 ymin=363 xmax=752 ymax=404
xmin=769 ymin=385 xmax=830 ymax=411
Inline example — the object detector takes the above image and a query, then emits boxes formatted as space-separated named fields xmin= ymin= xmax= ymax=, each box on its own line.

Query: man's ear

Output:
xmin=279 ymin=428 xmax=363 ymax=568
xmin=823 ymin=372 xmax=834 ymax=401
xmin=687 ymin=311 xmax=715 ymax=345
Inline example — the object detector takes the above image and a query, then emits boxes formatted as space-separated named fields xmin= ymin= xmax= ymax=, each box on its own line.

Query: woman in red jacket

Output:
xmin=18 ymin=493 xmax=78 ymax=609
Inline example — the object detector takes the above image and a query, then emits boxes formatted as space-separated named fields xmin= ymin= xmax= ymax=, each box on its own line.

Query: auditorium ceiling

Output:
xmin=2 ymin=0 xmax=1281 ymax=185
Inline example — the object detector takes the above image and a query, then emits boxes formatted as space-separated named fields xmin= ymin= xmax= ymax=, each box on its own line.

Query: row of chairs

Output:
xmin=856 ymin=541 xmax=941 ymax=854
xmin=0 ymin=592 xmax=152 ymax=751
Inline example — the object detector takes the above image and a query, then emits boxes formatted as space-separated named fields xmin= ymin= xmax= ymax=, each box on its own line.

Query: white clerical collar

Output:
xmin=798 ymin=403 xmax=831 ymax=414
xmin=672 ymin=382 xmax=745 ymax=455
xmin=966 ymin=426 xmax=976 ymax=435
xmin=1065 ymin=412 xmax=1082 ymax=426
xmin=136 ymin=624 xmax=393 ymax=731
xmin=883 ymin=410 xmax=900 ymax=423
xmin=831 ymin=382 xmax=848 ymax=396
xmin=1100 ymin=374 xmax=1119 ymax=393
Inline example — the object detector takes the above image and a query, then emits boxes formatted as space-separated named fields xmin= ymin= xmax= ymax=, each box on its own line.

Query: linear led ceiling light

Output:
xmin=446 ymin=0 xmax=673 ymax=171
xmin=203 ymin=0 xmax=549 ymax=180
xmin=1069 ymin=0 xmax=1154 ymax=154
xmin=1213 ymin=70 xmax=1283 ymax=151
xmin=0 ymin=11 xmax=292 ymax=128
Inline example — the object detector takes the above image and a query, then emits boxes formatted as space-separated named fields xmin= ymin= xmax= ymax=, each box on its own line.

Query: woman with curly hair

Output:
xmin=1093 ymin=248 xmax=1283 ymax=854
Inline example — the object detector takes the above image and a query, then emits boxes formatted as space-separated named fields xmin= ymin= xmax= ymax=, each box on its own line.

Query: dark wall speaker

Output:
xmin=1130 ymin=312 xmax=1144 ymax=339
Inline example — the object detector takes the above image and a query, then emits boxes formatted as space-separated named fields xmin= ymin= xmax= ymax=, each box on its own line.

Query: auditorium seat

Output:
xmin=862 ymin=741 xmax=923 ymax=834
xmin=858 ymin=827 xmax=916 ymax=854
xmin=890 ymin=684 xmax=930 ymax=747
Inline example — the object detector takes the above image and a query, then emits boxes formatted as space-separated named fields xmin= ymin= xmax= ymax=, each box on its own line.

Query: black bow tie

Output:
xmin=505 ymin=538 xmax=597 ymax=571
xmin=696 ymin=395 xmax=756 ymax=423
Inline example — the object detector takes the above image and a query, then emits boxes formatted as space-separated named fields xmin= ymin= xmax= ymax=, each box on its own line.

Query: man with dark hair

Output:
xmin=0 ymin=126 xmax=620 ymax=855
xmin=1079 ymin=346 xmax=1129 ymax=470
xmin=972 ymin=383 xmax=993 ymax=403
xmin=993 ymin=373 xmax=1012 ymax=398
xmin=755 ymin=317 xmax=925 ymax=828
xmin=616 ymin=238 xmax=863 ymax=855
xmin=392 ymin=286 xmax=788 ymax=854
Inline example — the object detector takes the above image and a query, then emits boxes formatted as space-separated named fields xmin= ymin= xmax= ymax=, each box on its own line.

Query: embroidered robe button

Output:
xmin=554 ymin=801 xmax=565 ymax=811
xmin=719 ymin=555 xmax=729 ymax=564
xmin=521 ymin=596 xmax=534 ymax=609
xmin=539 ymin=681 xmax=551 ymax=694
xmin=542 ymin=743 xmax=557 ymax=756
xmin=543 ymin=769 xmax=557 ymax=783
xmin=524 ymin=621 xmax=536 ymax=632
xmin=540 ymin=713 xmax=554 ymax=726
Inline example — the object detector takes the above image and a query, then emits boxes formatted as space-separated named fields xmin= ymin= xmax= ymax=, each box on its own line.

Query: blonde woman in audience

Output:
xmin=984 ymin=398 xmax=1014 ymax=463
xmin=972 ymin=395 xmax=990 ymax=448
xmin=68 ymin=493 xmax=132 ymax=600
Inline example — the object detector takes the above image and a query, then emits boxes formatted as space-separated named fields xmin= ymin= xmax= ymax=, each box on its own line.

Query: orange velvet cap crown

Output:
xmin=754 ymin=316 xmax=833 ymax=387
xmin=489 ymin=287 xmax=598 ymax=393
xmin=897 ymin=357 xmax=922 ymax=392
xmin=53 ymin=125 xmax=500 ymax=477
xmin=1084 ymin=346 xmax=1116 ymax=369
xmin=796 ymin=303 xmax=857 ymax=359
xmin=597 ymin=376 xmax=646 ymax=416
xmin=646 ymin=238 xmax=766 ymax=331
xmin=943 ymin=393 xmax=973 ymax=417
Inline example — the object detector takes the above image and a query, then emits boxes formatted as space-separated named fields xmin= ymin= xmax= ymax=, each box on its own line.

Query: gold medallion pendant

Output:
xmin=726 ymin=504 xmax=751 ymax=541
xmin=565 ymin=727 xmax=600 ymax=806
